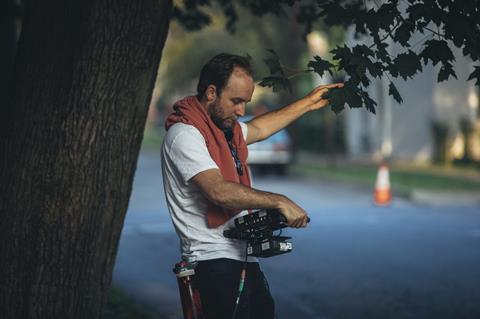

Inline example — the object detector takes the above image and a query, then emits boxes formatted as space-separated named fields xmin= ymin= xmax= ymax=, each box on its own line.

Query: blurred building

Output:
xmin=344 ymin=38 xmax=479 ymax=164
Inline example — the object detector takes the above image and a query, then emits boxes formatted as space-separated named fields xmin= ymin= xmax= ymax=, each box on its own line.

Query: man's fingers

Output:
xmin=290 ymin=216 xmax=308 ymax=228
xmin=315 ymin=83 xmax=343 ymax=98
xmin=313 ymin=100 xmax=330 ymax=108
xmin=289 ymin=219 xmax=300 ymax=228
xmin=291 ymin=220 xmax=301 ymax=228
xmin=322 ymin=82 xmax=344 ymax=89
xmin=314 ymin=83 xmax=343 ymax=96
xmin=301 ymin=217 xmax=308 ymax=227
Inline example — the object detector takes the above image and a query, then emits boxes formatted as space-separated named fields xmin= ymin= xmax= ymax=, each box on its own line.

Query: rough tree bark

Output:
xmin=0 ymin=0 xmax=172 ymax=318
xmin=0 ymin=0 xmax=17 ymax=118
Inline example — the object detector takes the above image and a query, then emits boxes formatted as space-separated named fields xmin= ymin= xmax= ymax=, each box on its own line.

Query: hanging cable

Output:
xmin=231 ymin=244 xmax=249 ymax=319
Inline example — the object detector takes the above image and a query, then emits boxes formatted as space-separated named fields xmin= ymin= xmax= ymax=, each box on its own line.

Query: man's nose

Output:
xmin=234 ymin=103 xmax=246 ymax=117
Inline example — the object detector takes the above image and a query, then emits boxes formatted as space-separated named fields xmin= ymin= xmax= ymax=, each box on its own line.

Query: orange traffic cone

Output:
xmin=374 ymin=163 xmax=392 ymax=206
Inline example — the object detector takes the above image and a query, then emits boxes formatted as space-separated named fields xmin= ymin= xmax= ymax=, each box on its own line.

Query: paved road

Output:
xmin=112 ymin=152 xmax=480 ymax=319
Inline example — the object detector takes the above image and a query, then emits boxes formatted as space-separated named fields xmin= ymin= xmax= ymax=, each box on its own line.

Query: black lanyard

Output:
xmin=228 ymin=141 xmax=244 ymax=176
xmin=224 ymin=128 xmax=244 ymax=176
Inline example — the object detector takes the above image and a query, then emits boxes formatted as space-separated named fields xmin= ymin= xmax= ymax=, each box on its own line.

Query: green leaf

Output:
xmin=367 ymin=61 xmax=383 ymax=78
xmin=407 ymin=3 xmax=430 ymax=23
xmin=326 ymin=87 xmax=347 ymax=114
xmin=260 ymin=49 xmax=292 ymax=93
xmin=341 ymin=83 xmax=361 ymax=109
xmin=332 ymin=45 xmax=374 ymax=88
xmin=352 ymin=44 xmax=374 ymax=57
xmin=360 ymin=75 xmax=371 ymax=87
xmin=359 ymin=90 xmax=377 ymax=114
xmin=371 ymin=2 xmax=400 ymax=31
xmin=264 ymin=49 xmax=285 ymax=76
xmin=467 ymin=66 xmax=480 ymax=86
xmin=332 ymin=45 xmax=353 ymax=70
xmin=325 ymin=82 xmax=377 ymax=114
xmin=308 ymin=56 xmax=334 ymax=78
xmin=393 ymin=20 xmax=415 ymax=46
xmin=420 ymin=39 xmax=455 ymax=66
xmin=438 ymin=62 xmax=457 ymax=82
xmin=391 ymin=50 xmax=422 ymax=80
xmin=375 ymin=41 xmax=391 ymax=64
xmin=388 ymin=81 xmax=403 ymax=103
xmin=318 ymin=2 xmax=358 ymax=29
xmin=443 ymin=14 xmax=467 ymax=47
xmin=345 ymin=85 xmax=362 ymax=108
xmin=258 ymin=76 xmax=292 ymax=93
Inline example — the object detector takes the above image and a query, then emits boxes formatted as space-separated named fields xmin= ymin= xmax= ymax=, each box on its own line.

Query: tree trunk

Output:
xmin=0 ymin=0 xmax=172 ymax=318
xmin=0 ymin=0 xmax=17 ymax=124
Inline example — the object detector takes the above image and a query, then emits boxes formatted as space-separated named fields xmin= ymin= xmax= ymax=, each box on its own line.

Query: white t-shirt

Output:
xmin=161 ymin=122 xmax=257 ymax=262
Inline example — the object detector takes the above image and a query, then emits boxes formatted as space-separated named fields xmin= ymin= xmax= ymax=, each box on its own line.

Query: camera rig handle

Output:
xmin=223 ymin=209 xmax=310 ymax=258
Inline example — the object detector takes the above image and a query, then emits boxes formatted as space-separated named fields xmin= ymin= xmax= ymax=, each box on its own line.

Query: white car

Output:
xmin=243 ymin=117 xmax=292 ymax=175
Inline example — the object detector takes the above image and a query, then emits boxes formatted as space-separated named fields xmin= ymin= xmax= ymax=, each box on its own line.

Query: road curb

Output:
xmin=409 ymin=190 xmax=480 ymax=206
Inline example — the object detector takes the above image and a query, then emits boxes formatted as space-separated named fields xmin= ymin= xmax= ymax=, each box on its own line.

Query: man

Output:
xmin=161 ymin=53 xmax=343 ymax=319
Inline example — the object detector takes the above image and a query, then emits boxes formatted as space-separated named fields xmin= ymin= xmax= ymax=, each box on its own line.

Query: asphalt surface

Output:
xmin=112 ymin=151 xmax=480 ymax=319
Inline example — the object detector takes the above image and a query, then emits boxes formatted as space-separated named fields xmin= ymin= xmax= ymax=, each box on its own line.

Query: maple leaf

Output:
xmin=394 ymin=20 xmax=415 ymax=46
xmin=260 ymin=49 xmax=292 ymax=93
xmin=388 ymin=81 xmax=403 ymax=104
xmin=258 ymin=76 xmax=292 ymax=93
xmin=467 ymin=66 xmax=480 ymax=86
xmin=264 ymin=49 xmax=285 ymax=76
xmin=391 ymin=50 xmax=422 ymax=80
xmin=308 ymin=56 xmax=334 ymax=78
xmin=420 ymin=39 xmax=455 ymax=66
xmin=438 ymin=62 xmax=457 ymax=82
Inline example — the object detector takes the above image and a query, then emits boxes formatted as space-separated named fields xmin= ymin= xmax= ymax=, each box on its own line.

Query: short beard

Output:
xmin=208 ymin=99 xmax=233 ymax=131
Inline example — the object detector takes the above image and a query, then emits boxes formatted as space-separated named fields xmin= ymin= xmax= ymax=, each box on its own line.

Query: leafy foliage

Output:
xmin=173 ymin=0 xmax=480 ymax=113
xmin=258 ymin=50 xmax=292 ymax=93
xmin=314 ymin=0 xmax=480 ymax=112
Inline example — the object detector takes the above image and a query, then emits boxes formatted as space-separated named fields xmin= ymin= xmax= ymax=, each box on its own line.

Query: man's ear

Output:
xmin=206 ymin=85 xmax=217 ymax=102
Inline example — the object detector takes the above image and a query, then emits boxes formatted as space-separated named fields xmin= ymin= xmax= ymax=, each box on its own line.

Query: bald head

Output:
xmin=197 ymin=53 xmax=253 ymax=99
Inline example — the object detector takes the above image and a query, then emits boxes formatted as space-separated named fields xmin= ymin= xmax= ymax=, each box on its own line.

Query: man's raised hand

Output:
xmin=306 ymin=82 xmax=344 ymax=111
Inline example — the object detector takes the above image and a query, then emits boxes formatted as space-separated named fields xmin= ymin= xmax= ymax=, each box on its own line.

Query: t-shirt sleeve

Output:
xmin=239 ymin=121 xmax=248 ymax=142
xmin=166 ymin=125 xmax=219 ymax=183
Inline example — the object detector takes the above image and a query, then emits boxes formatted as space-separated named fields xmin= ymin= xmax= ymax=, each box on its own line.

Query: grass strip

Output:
xmin=291 ymin=164 xmax=480 ymax=192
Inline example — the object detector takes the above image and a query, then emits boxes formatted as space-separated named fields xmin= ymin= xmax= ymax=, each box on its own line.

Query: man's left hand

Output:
xmin=306 ymin=82 xmax=344 ymax=111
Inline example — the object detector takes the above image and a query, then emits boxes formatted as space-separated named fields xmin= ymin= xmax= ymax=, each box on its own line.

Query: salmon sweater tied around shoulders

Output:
xmin=165 ymin=95 xmax=251 ymax=228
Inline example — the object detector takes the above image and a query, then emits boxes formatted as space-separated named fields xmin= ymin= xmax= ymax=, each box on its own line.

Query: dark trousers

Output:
xmin=196 ymin=258 xmax=275 ymax=319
